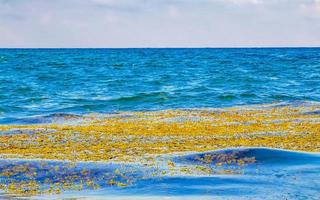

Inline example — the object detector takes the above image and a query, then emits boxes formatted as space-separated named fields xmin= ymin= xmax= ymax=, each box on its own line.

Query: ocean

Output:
xmin=0 ymin=48 xmax=319 ymax=123
xmin=0 ymin=48 xmax=319 ymax=199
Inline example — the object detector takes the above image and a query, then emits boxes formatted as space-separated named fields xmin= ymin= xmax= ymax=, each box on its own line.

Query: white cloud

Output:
xmin=223 ymin=0 xmax=262 ymax=4
xmin=0 ymin=0 xmax=319 ymax=47
xmin=167 ymin=5 xmax=181 ymax=18
xmin=313 ymin=0 xmax=320 ymax=15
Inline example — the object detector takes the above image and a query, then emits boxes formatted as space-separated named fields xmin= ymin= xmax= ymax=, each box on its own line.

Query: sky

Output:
xmin=0 ymin=0 xmax=320 ymax=47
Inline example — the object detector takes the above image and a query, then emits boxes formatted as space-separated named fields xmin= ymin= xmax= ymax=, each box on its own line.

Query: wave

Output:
xmin=0 ymin=148 xmax=319 ymax=199
xmin=0 ymin=113 xmax=81 ymax=125
xmin=0 ymin=100 xmax=319 ymax=124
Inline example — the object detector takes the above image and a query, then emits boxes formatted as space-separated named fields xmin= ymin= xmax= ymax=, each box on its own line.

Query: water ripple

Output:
xmin=0 ymin=48 xmax=319 ymax=123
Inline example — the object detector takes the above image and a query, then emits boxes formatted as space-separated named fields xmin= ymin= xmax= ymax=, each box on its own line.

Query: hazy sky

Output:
xmin=0 ymin=0 xmax=320 ymax=47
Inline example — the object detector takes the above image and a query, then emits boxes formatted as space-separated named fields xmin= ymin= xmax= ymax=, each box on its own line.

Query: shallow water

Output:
xmin=1 ymin=148 xmax=319 ymax=200
xmin=0 ymin=48 xmax=320 ymax=123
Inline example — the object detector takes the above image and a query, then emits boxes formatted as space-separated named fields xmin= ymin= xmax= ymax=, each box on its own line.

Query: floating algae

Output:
xmin=0 ymin=103 xmax=319 ymax=162
xmin=0 ymin=148 xmax=319 ymax=199
xmin=0 ymin=103 xmax=319 ymax=198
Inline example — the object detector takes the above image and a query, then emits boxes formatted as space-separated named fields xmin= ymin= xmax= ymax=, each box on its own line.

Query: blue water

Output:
xmin=0 ymin=48 xmax=320 ymax=199
xmin=1 ymin=148 xmax=319 ymax=199
xmin=0 ymin=48 xmax=320 ymax=123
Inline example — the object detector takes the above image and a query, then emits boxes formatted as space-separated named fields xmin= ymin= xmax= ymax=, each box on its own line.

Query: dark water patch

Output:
xmin=240 ymin=93 xmax=258 ymax=98
xmin=217 ymin=94 xmax=237 ymax=101
xmin=0 ymin=128 xmax=56 ymax=136
xmin=0 ymin=113 xmax=81 ymax=125
xmin=304 ymin=110 xmax=320 ymax=115
xmin=109 ymin=92 xmax=169 ymax=103
xmin=175 ymin=148 xmax=320 ymax=166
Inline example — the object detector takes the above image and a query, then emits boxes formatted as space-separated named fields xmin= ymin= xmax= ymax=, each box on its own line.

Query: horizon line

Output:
xmin=1 ymin=46 xmax=320 ymax=49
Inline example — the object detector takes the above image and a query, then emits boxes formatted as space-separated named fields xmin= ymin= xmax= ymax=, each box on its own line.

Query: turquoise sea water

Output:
xmin=0 ymin=48 xmax=320 ymax=123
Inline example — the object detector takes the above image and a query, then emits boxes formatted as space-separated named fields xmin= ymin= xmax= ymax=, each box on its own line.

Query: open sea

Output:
xmin=0 ymin=48 xmax=319 ymax=123
xmin=0 ymin=48 xmax=319 ymax=199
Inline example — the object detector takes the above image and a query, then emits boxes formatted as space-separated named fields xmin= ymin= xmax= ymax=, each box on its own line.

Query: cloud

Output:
xmin=307 ymin=0 xmax=320 ymax=15
xmin=222 ymin=0 xmax=262 ymax=4
xmin=0 ymin=0 xmax=319 ymax=47
xmin=167 ymin=5 xmax=181 ymax=18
